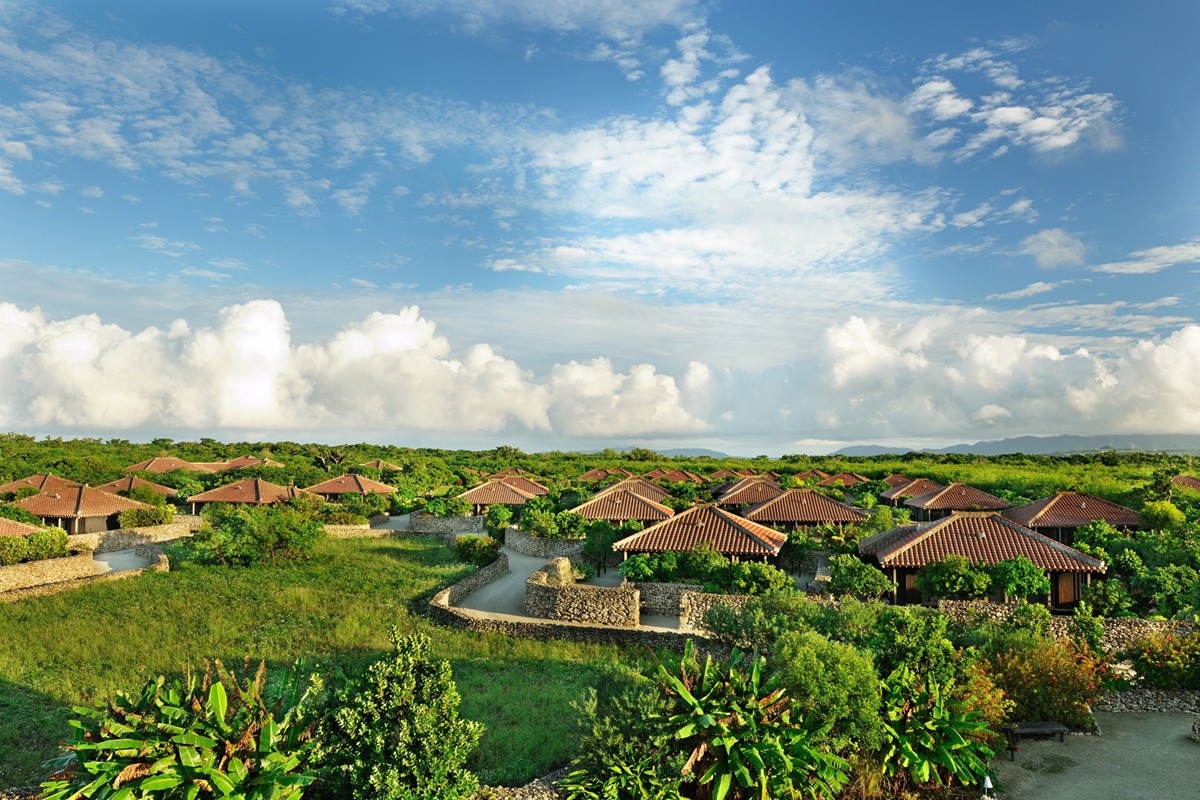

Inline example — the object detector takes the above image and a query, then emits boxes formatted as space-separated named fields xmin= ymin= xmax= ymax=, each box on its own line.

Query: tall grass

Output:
xmin=0 ymin=536 xmax=637 ymax=786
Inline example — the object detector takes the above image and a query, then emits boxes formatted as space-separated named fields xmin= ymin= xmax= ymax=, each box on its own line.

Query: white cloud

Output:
xmin=1019 ymin=228 xmax=1085 ymax=268
xmin=80 ymin=185 xmax=103 ymax=198
xmin=1093 ymin=240 xmax=1200 ymax=275
xmin=129 ymin=233 xmax=200 ymax=257
xmin=986 ymin=280 xmax=1066 ymax=301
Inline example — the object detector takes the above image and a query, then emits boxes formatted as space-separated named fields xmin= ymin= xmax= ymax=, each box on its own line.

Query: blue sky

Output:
xmin=0 ymin=0 xmax=1198 ymax=454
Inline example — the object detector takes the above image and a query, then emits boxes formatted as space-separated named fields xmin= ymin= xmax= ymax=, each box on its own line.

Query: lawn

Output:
xmin=0 ymin=535 xmax=640 ymax=787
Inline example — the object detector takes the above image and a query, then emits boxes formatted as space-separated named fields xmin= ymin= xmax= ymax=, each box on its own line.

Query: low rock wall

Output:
xmin=630 ymin=581 xmax=704 ymax=616
xmin=1 ymin=546 xmax=169 ymax=602
xmin=936 ymin=599 xmax=1198 ymax=653
xmin=680 ymin=590 xmax=751 ymax=631
xmin=446 ymin=553 xmax=511 ymax=605
xmin=1095 ymin=688 xmax=1200 ymax=713
xmin=410 ymin=513 xmax=486 ymax=535
xmin=504 ymin=527 xmax=585 ymax=560
xmin=175 ymin=514 xmax=205 ymax=531
xmin=1192 ymin=712 xmax=1200 ymax=743
xmin=368 ymin=513 xmax=391 ymax=525
xmin=0 ymin=550 xmax=95 ymax=593
xmin=70 ymin=522 xmax=192 ymax=554
xmin=323 ymin=523 xmax=381 ymax=538
xmin=525 ymin=558 xmax=639 ymax=626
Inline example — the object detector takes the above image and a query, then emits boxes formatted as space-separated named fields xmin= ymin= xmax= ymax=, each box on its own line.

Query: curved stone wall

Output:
xmin=503 ymin=526 xmax=585 ymax=560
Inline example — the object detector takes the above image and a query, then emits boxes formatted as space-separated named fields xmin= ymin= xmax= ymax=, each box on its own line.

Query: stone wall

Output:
xmin=1192 ymin=712 xmax=1200 ymax=743
xmin=410 ymin=513 xmax=486 ymax=535
xmin=445 ymin=553 xmax=511 ymax=605
xmin=680 ymin=590 xmax=751 ymax=631
xmin=368 ymin=513 xmax=390 ymax=526
xmin=1095 ymin=688 xmax=1200 ymax=713
xmin=0 ymin=550 xmax=95 ymax=593
xmin=525 ymin=558 xmax=639 ymax=626
xmin=70 ymin=522 xmax=192 ymax=554
xmin=323 ymin=523 xmax=378 ymax=538
xmin=936 ymin=599 xmax=1198 ymax=653
xmin=629 ymin=581 xmax=704 ymax=616
xmin=175 ymin=514 xmax=205 ymax=531
xmin=504 ymin=526 xmax=585 ymax=560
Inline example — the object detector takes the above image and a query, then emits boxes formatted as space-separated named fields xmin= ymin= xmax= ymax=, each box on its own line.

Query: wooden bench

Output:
xmin=1000 ymin=720 xmax=1069 ymax=760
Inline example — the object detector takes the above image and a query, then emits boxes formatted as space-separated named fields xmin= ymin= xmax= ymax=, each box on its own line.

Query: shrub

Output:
xmin=313 ymin=630 xmax=482 ymax=800
xmin=677 ymin=543 xmax=728 ymax=584
xmin=0 ymin=504 xmax=45 ymax=526
xmin=117 ymin=504 xmax=176 ymax=528
xmin=618 ymin=553 xmax=657 ymax=582
xmin=983 ymin=639 xmax=1111 ymax=729
xmin=1068 ymin=600 xmax=1105 ymax=653
xmin=827 ymin=554 xmax=893 ymax=600
xmin=1140 ymin=500 xmax=1186 ymax=531
xmin=554 ymin=510 xmax=588 ymax=539
xmin=868 ymin=606 xmax=958 ymax=687
xmin=24 ymin=527 xmax=69 ymax=562
xmin=914 ymin=555 xmax=992 ymax=600
xmin=701 ymin=590 xmax=821 ymax=652
xmin=877 ymin=665 xmax=995 ymax=788
xmin=190 ymin=504 xmax=325 ymax=566
xmin=990 ymin=555 xmax=1051 ymax=600
xmin=581 ymin=520 xmax=622 ymax=573
xmin=41 ymin=660 xmax=319 ymax=800
xmin=772 ymin=630 xmax=882 ymax=751
xmin=519 ymin=508 xmax=560 ymax=538
xmin=1125 ymin=632 xmax=1200 ymax=689
xmin=127 ymin=484 xmax=167 ymax=506
xmin=454 ymin=535 xmax=501 ymax=567
xmin=335 ymin=491 xmax=390 ymax=519
xmin=777 ymin=534 xmax=816 ymax=574
xmin=323 ymin=510 xmax=370 ymax=525
xmin=0 ymin=536 xmax=29 ymax=566
xmin=725 ymin=560 xmax=793 ymax=595
xmin=1002 ymin=599 xmax=1052 ymax=638
xmin=484 ymin=503 xmax=513 ymax=536
xmin=1083 ymin=578 xmax=1136 ymax=617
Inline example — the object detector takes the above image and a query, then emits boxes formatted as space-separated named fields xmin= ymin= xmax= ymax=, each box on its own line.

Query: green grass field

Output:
xmin=0 ymin=536 xmax=638 ymax=787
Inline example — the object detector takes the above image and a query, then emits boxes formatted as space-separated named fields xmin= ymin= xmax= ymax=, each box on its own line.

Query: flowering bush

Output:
xmin=984 ymin=640 xmax=1111 ymax=729
xmin=1125 ymin=632 xmax=1200 ymax=690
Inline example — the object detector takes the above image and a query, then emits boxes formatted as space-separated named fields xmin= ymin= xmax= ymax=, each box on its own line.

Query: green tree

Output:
xmin=914 ymin=555 xmax=992 ymax=600
xmin=989 ymin=555 xmax=1051 ymax=601
xmin=827 ymin=554 xmax=893 ymax=600
xmin=1141 ymin=500 xmax=1186 ymax=530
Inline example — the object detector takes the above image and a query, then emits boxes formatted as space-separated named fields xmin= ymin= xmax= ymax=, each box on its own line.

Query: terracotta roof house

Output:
xmin=644 ymin=468 xmax=704 ymax=484
xmin=817 ymin=472 xmax=870 ymax=488
xmin=188 ymin=478 xmax=314 ymax=514
xmin=192 ymin=455 xmax=285 ymax=471
xmin=487 ymin=468 xmax=535 ymax=479
xmin=0 ymin=518 xmax=43 ymax=537
xmin=457 ymin=480 xmax=537 ymax=514
xmin=708 ymin=468 xmax=760 ymax=481
xmin=904 ymin=483 xmax=1009 ymax=521
xmin=858 ymin=512 xmax=1105 ymax=609
xmin=569 ymin=489 xmax=675 ymax=525
xmin=305 ymin=474 xmax=397 ymax=500
xmin=880 ymin=478 xmax=944 ymax=507
xmin=1172 ymin=475 xmax=1200 ymax=493
xmin=125 ymin=457 xmax=213 ymax=474
xmin=360 ymin=459 xmax=403 ymax=472
xmin=742 ymin=488 xmax=870 ymax=530
xmin=713 ymin=475 xmax=780 ymax=498
xmin=95 ymin=476 xmax=179 ymax=499
xmin=715 ymin=478 xmax=785 ymax=507
xmin=1003 ymin=492 xmax=1140 ymax=545
xmin=791 ymin=469 xmax=830 ymax=484
xmin=596 ymin=477 xmax=672 ymax=504
xmin=613 ymin=504 xmax=788 ymax=559
xmin=882 ymin=474 xmax=912 ymax=488
xmin=13 ymin=485 xmax=153 ymax=534
xmin=499 ymin=474 xmax=549 ymax=497
xmin=0 ymin=473 xmax=83 ymax=495
xmin=578 ymin=467 xmax=634 ymax=482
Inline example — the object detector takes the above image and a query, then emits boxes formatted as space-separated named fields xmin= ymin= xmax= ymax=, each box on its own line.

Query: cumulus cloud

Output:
xmin=1019 ymin=228 xmax=1085 ymax=268
xmin=0 ymin=300 xmax=705 ymax=438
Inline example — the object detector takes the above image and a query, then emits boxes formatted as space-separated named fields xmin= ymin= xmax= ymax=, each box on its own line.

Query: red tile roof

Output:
xmin=742 ymin=489 xmax=870 ymax=525
xmin=360 ymin=459 xmax=403 ymax=472
xmin=880 ymin=478 xmax=944 ymax=502
xmin=457 ymin=480 xmax=536 ymax=506
xmin=904 ymin=483 xmax=1010 ymax=512
xmin=13 ymin=485 xmax=153 ymax=519
xmin=708 ymin=469 xmax=744 ymax=480
xmin=125 ymin=457 xmax=213 ymax=473
xmin=714 ymin=475 xmax=780 ymax=498
xmin=487 ymin=468 xmax=534 ymax=479
xmin=596 ymin=478 xmax=672 ymax=504
xmin=0 ymin=474 xmax=83 ymax=494
xmin=95 ymin=476 xmax=179 ymax=498
xmin=570 ymin=489 xmax=675 ymax=524
xmin=882 ymin=474 xmax=912 ymax=488
xmin=1172 ymin=475 xmax=1200 ymax=492
xmin=192 ymin=455 xmax=284 ymax=471
xmin=716 ymin=479 xmax=785 ymax=507
xmin=613 ymin=504 xmax=788 ymax=557
xmin=1003 ymin=492 xmax=1139 ymax=530
xmin=792 ymin=469 xmax=830 ymax=483
xmin=188 ymin=478 xmax=314 ymax=506
xmin=817 ymin=472 xmax=870 ymax=487
xmin=305 ymin=474 xmax=397 ymax=496
xmin=859 ymin=512 xmax=1105 ymax=573
xmin=644 ymin=468 xmax=704 ymax=483
xmin=578 ymin=467 xmax=634 ymax=482
xmin=0 ymin=518 xmax=42 ymax=537
xmin=500 ymin=474 xmax=549 ymax=496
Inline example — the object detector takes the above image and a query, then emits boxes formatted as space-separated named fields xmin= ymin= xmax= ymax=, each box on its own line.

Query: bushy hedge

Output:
xmin=618 ymin=544 xmax=792 ymax=595
xmin=0 ymin=536 xmax=28 ymax=566
xmin=117 ymin=504 xmax=176 ymax=528
xmin=0 ymin=527 xmax=69 ymax=565
xmin=190 ymin=503 xmax=325 ymax=566
xmin=1125 ymin=632 xmax=1200 ymax=689
xmin=983 ymin=639 xmax=1110 ymax=729
xmin=454 ymin=535 xmax=502 ymax=566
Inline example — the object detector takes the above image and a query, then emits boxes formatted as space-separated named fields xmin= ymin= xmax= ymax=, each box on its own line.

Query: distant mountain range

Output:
xmin=833 ymin=434 xmax=1200 ymax=457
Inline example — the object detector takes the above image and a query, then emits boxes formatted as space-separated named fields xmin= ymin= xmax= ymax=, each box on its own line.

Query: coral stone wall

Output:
xmin=680 ymin=590 xmax=751 ymax=631
xmin=70 ymin=522 xmax=191 ymax=554
xmin=0 ymin=550 xmax=95 ymax=593
xmin=629 ymin=581 xmax=704 ymax=616
xmin=503 ymin=526 xmax=585 ymax=560
xmin=410 ymin=513 xmax=486 ymax=535
xmin=1095 ymin=688 xmax=1200 ymax=713
xmin=323 ymin=523 xmax=379 ymax=538
xmin=524 ymin=557 xmax=639 ymax=626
